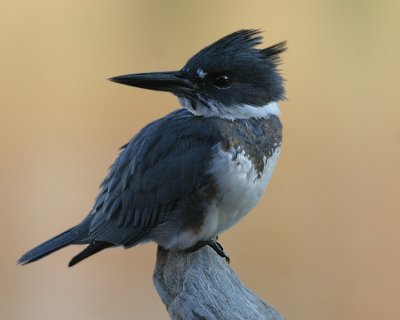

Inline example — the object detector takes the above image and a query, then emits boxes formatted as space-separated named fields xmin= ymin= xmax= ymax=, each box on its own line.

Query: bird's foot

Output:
xmin=186 ymin=239 xmax=230 ymax=263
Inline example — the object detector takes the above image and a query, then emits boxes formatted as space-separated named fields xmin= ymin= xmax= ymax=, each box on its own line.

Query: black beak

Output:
xmin=108 ymin=71 xmax=194 ymax=95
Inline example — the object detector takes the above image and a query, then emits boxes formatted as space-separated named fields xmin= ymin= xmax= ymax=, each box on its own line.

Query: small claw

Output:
xmin=186 ymin=239 xmax=230 ymax=263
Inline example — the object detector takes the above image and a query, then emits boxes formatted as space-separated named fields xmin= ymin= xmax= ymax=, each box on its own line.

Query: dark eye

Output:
xmin=213 ymin=75 xmax=230 ymax=88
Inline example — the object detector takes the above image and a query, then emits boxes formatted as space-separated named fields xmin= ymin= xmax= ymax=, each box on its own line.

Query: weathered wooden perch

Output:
xmin=153 ymin=245 xmax=284 ymax=320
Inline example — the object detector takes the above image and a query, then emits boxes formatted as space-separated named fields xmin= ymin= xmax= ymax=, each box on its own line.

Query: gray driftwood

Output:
xmin=153 ymin=245 xmax=284 ymax=320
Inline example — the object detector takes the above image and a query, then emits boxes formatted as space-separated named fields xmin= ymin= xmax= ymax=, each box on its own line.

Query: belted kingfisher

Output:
xmin=18 ymin=29 xmax=286 ymax=267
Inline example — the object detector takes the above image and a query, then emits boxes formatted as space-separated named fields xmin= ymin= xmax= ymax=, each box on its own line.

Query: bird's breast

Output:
xmin=200 ymin=144 xmax=280 ymax=239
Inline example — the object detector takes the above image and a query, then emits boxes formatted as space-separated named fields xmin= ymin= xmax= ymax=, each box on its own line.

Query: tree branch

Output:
xmin=153 ymin=245 xmax=284 ymax=320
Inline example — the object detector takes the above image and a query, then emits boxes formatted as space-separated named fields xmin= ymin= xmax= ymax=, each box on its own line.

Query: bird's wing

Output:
xmin=88 ymin=109 xmax=219 ymax=246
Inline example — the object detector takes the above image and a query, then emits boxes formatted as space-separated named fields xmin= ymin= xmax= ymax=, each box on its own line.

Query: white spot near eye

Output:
xmin=197 ymin=68 xmax=207 ymax=79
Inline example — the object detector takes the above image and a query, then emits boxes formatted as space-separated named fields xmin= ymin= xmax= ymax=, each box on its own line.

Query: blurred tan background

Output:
xmin=1 ymin=0 xmax=399 ymax=319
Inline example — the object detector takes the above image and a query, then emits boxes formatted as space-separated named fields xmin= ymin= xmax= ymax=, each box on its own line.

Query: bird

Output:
xmin=18 ymin=29 xmax=286 ymax=267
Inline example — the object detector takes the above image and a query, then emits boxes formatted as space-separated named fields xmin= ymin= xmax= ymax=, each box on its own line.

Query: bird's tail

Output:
xmin=17 ymin=223 xmax=88 ymax=266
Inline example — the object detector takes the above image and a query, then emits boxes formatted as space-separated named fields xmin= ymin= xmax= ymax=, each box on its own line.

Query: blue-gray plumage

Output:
xmin=18 ymin=29 xmax=286 ymax=267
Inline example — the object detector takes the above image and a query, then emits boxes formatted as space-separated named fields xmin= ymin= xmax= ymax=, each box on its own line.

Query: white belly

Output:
xmin=200 ymin=145 xmax=280 ymax=239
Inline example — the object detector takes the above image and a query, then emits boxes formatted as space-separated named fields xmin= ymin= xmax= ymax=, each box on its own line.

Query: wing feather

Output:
xmin=88 ymin=109 xmax=219 ymax=245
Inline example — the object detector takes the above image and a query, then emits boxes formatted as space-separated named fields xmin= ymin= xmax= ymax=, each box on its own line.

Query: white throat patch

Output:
xmin=178 ymin=97 xmax=280 ymax=120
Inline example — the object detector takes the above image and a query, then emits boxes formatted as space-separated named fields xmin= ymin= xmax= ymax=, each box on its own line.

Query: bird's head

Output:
xmin=110 ymin=30 xmax=286 ymax=119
